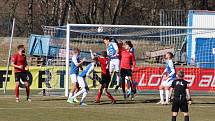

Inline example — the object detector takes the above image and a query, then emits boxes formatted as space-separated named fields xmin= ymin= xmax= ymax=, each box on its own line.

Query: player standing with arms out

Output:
xmin=11 ymin=45 xmax=31 ymax=102
xmin=67 ymin=48 xmax=85 ymax=103
xmin=68 ymin=56 xmax=96 ymax=106
xmin=120 ymin=41 xmax=136 ymax=100
xmin=169 ymin=70 xmax=192 ymax=121
xmin=91 ymin=50 xmax=116 ymax=104
xmin=157 ymin=52 xmax=176 ymax=104
xmin=103 ymin=37 xmax=121 ymax=90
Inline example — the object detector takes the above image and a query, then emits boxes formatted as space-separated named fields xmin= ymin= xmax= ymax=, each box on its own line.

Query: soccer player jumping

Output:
xmin=169 ymin=70 xmax=192 ymax=121
xmin=11 ymin=45 xmax=31 ymax=102
xmin=103 ymin=37 xmax=121 ymax=90
xmin=157 ymin=52 xmax=176 ymax=105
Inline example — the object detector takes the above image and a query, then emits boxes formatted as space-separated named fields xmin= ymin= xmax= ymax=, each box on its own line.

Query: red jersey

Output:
xmin=98 ymin=56 xmax=109 ymax=75
xmin=120 ymin=49 xmax=136 ymax=69
xmin=11 ymin=52 xmax=27 ymax=72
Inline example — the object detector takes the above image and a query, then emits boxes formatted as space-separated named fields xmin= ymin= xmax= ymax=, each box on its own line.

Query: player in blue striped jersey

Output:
xmin=103 ymin=37 xmax=121 ymax=89
xmin=67 ymin=48 xmax=85 ymax=103
xmin=157 ymin=52 xmax=176 ymax=105
xmin=67 ymin=57 xmax=96 ymax=106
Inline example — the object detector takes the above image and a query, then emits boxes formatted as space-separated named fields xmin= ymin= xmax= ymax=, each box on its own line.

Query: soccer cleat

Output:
xmin=27 ymin=98 xmax=32 ymax=102
xmin=67 ymin=98 xmax=75 ymax=104
xmin=156 ymin=101 xmax=165 ymax=105
xmin=164 ymin=102 xmax=170 ymax=105
xmin=130 ymin=92 xmax=135 ymax=100
xmin=94 ymin=100 xmax=100 ymax=103
xmin=111 ymin=100 xmax=116 ymax=104
xmin=73 ymin=98 xmax=79 ymax=103
xmin=16 ymin=98 xmax=20 ymax=103
xmin=114 ymin=86 xmax=120 ymax=93
xmin=80 ymin=102 xmax=87 ymax=106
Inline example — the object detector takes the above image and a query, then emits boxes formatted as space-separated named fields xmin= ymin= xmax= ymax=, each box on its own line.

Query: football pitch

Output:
xmin=0 ymin=91 xmax=215 ymax=121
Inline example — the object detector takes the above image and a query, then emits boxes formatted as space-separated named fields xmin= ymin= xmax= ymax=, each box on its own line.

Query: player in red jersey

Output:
xmin=120 ymin=41 xmax=136 ymax=100
xmin=90 ymin=50 xmax=116 ymax=104
xmin=11 ymin=45 xmax=31 ymax=102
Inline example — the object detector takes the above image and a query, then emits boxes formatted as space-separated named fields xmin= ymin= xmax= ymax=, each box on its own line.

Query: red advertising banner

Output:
xmin=132 ymin=67 xmax=215 ymax=91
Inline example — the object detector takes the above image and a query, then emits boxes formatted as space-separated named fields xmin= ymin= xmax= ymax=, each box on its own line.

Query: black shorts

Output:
xmin=15 ymin=72 xmax=28 ymax=82
xmin=101 ymin=73 xmax=111 ymax=88
xmin=172 ymin=97 xmax=188 ymax=112
xmin=121 ymin=68 xmax=132 ymax=81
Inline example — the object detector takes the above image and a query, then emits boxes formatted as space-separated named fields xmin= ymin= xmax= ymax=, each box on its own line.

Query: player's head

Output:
xmin=177 ymin=70 xmax=184 ymax=79
xmin=72 ymin=47 xmax=80 ymax=55
xmin=124 ymin=41 xmax=133 ymax=50
xmin=17 ymin=45 xmax=25 ymax=54
xmin=103 ymin=36 xmax=111 ymax=46
xmin=126 ymin=41 xmax=133 ymax=48
xmin=101 ymin=51 xmax=107 ymax=58
xmin=165 ymin=52 xmax=174 ymax=59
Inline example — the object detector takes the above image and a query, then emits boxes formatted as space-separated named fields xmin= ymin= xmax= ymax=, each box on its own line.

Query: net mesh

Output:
xmin=41 ymin=25 xmax=215 ymax=95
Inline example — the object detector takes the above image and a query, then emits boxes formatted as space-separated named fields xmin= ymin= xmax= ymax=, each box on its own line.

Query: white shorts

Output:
xmin=109 ymin=59 xmax=120 ymax=73
xmin=77 ymin=76 xmax=88 ymax=88
xmin=70 ymin=74 xmax=78 ymax=83
xmin=161 ymin=78 xmax=174 ymax=87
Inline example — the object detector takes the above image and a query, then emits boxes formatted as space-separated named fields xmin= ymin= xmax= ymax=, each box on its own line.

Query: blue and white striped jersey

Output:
xmin=107 ymin=42 xmax=118 ymax=59
xmin=70 ymin=55 xmax=80 ymax=75
xmin=79 ymin=63 xmax=95 ymax=77
xmin=165 ymin=59 xmax=176 ymax=80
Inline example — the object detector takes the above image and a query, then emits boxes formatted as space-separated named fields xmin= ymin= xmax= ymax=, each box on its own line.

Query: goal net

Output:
xmin=42 ymin=24 xmax=215 ymax=96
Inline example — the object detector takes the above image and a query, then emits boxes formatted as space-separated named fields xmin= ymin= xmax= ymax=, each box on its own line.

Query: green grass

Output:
xmin=0 ymin=91 xmax=215 ymax=121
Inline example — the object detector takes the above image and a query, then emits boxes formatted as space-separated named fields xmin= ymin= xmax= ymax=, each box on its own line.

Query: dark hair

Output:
xmin=103 ymin=36 xmax=111 ymax=41
xmin=178 ymin=70 xmax=184 ymax=78
xmin=17 ymin=45 xmax=24 ymax=50
xmin=167 ymin=52 xmax=174 ymax=59
xmin=125 ymin=41 xmax=133 ymax=48
xmin=101 ymin=51 xmax=107 ymax=57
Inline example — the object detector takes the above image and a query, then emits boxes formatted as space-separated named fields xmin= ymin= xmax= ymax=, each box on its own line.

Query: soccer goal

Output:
xmin=42 ymin=24 xmax=215 ymax=97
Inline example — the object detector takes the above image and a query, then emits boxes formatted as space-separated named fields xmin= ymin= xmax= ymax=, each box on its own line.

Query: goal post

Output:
xmin=63 ymin=23 xmax=215 ymax=97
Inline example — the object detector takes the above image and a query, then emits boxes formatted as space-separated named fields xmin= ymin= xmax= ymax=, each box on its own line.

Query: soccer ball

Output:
xmin=97 ymin=27 xmax=103 ymax=33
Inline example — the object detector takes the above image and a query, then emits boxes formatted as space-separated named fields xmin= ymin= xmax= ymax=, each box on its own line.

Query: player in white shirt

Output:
xmin=67 ymin=57 xmax=96 ymax=106
xmin=103 ymin=37 xmax=120 ymax=89
xmin=157 ymin=52 xmax=176 ymax=105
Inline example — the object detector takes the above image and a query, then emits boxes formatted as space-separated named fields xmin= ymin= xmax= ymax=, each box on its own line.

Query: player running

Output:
xmin=91 ymin=50 xmax=116 ymax=104
xmin=169 ymin=70 xmax=192 ymax=121
xmin=157 ymin=52 xmax=176 ymax=105
xmin=67 ymin=48 xmax=85 ymax=103
xmin=103 ymin=37 xmax=120 ymax=90
xmin=67 ymin=57 xmax=96 ymax=106
xmin=11 ymin=45 xmax=31 ymax=102
xmin=120 ymin=41 xmax=136 ymax=100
